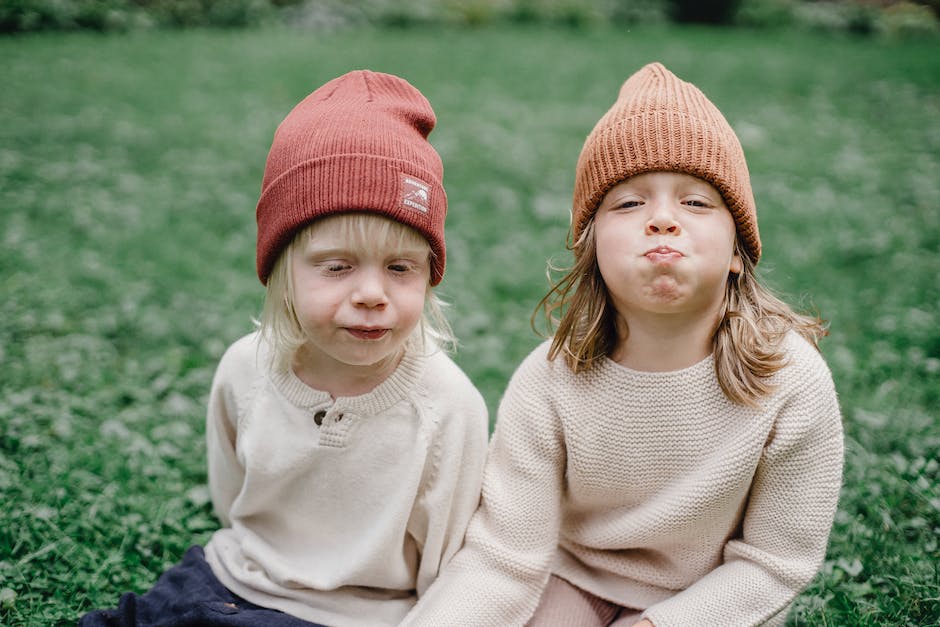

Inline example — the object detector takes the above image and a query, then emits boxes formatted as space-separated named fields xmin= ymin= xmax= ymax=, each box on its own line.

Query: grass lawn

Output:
xmin=1 ymin=22 xmax=938 ymax=625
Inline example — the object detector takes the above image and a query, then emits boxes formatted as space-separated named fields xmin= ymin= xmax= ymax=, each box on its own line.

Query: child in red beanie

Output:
xmin=402 ymin=62 xmax=843 ymax=627
xmin=81 ymin=70 xmax=488 ymax=627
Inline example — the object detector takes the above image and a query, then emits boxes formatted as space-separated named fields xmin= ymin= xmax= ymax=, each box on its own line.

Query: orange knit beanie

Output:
xmin=255 ymin=70 xmax=447 ymax=285
xmin=572 ymin=62 xmax=761 ymax=262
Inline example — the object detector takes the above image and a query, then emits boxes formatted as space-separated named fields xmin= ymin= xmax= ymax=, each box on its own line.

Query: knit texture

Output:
xmin=403 ymin=332 xmax=843 ymax=627
xmin=573 ymin=62 xmax=761 ymax=262
xmin=255 ymin=70 xmax=447 ymax=285
xmin=204 ymin=333 xmax=488 ymax=627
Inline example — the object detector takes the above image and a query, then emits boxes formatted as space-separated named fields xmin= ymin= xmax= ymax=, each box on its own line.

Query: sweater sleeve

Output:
xmin=408 ymin=374 xmax=490 ymax=598
xmin=643 ymin=352 xmax=844 ymax=627
xmin=402 ymin=347 xmax=566 ymax=626
xmin=205 ymin=340 xmax=249 ymax=529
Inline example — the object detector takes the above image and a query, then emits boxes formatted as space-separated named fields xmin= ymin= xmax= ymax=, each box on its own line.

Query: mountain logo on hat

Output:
xmin=402 ymin=175 xmax=431 ymax=213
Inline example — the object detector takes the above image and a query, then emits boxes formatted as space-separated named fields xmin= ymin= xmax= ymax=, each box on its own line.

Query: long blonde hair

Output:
xmin=259 ymin=213 xmax=455 ymax=372
xmin=535 ymin=219 xmax=827 ymax=406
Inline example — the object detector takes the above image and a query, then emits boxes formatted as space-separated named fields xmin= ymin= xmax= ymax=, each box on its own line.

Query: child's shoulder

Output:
xmin=773 ymin=330 xmax=837 ymax=398
xmin=780 ymin=330 xmax=832 ymax=376
xmin=507 ymin=339 xmax=574 ymax=389
xmin=420 ymin=348 xmax=486 ymax=407
xmin=219 ymin=330 xmax=263 ymax=362
xmin=213 ymin=331 xmax=267 ymax=383
xmin=516 ymin=340 xmax=556 ymax=373
xmin=411 ymin=348 xmax=488 ymax=440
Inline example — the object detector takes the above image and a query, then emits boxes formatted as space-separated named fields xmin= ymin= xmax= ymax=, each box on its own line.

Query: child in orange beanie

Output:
xmin=403 ymin=62 xmax=843 ymax=627
xmin=81 ymin=70 xmax=488 ymax=627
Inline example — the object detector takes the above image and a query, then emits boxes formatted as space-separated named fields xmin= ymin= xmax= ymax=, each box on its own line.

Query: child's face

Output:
xmin=594 ymin=171 xmax=742 ymax=322
xmin=289 ymin=216 xmax=430 ymax=379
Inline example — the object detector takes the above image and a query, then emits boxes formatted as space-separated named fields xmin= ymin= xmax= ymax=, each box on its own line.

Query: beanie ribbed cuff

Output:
xmin=256 ymin=154 xmax=446 ymax=285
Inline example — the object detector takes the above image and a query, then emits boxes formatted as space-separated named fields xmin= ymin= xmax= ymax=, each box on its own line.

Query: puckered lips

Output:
xmin=644 ymin=245 xmax=683 ymax=265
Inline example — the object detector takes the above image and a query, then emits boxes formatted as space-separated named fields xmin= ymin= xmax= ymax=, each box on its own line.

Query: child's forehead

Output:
xmin=301 ymin=233 xmax=428 ymax=254
xmin=298 ymin=213 xmax=429 ymax=251
xmin=618 ymin=171 xmax=717 ymax=190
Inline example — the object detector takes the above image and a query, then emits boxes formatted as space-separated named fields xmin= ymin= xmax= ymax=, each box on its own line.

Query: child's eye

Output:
xmin=388 ymin=262 xmax=414 ymax=273
xmin=682 ymin=198 xmax=713 ymax=210
xmin=616 ymin=200 xmax=643 ymax=210
xmin=319 ymin=261 xmax=351 ymax=274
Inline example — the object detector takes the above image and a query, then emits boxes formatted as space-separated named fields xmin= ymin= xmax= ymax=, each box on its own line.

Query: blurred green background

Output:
xmin=1 ymin=0 xmax=938 ymax=624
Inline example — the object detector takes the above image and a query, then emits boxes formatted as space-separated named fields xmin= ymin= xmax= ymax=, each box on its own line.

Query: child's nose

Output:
xmin=352 ymin=270 xmax=389 ymax=308
xmin=645 ymin=205 xmax=681 ymax=235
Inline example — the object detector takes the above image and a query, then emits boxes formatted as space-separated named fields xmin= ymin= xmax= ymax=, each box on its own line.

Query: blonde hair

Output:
xmin=259 ymin=212 xmax=455 ymax=372
xmin=535 ymin=220 xmax=827 ymax=406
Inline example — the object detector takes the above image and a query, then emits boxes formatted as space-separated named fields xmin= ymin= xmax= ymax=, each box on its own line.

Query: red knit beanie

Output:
xmin=255 ymin=70 xmax=447 ymax=285
xmin=573 ymin=62 xmax=761 ymax=263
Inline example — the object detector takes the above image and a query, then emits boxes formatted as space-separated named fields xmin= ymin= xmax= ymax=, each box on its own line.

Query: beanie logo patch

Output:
xmin=401 ymin=174 xmax=430 ymax=214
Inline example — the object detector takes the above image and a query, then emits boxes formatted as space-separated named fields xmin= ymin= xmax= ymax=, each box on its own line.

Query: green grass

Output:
xmin=1 ymin=23 xmax=938 ymax=625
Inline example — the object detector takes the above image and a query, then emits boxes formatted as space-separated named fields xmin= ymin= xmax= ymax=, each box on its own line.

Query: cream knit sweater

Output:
xmin=403 ymin=331 xmax=843 ymax=627
xmin=203 ymin=333 xmax=489 ymax=627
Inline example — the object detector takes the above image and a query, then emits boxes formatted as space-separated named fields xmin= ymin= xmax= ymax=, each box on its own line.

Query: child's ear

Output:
xmin=730 ymin=253 xmax=743 ymax=275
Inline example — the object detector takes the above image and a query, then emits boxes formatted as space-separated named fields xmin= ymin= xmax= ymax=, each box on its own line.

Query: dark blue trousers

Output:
xmin=79 ymin=546 xmax=327 ymax=627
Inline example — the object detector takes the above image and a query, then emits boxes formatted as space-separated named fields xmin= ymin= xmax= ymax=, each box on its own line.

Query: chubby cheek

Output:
xmin=595 ymin=233 xmax=636 ymax=283
xmin=396 ymin=289 xmax=428 ymax=330
xmin=596 ymin=256 xmax=621 ymax=289
xmin=291 ymin=288 xmax=339 ymax=328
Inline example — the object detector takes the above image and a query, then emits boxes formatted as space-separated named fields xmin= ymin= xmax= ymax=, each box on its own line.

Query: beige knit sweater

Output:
xmin=403 ymin=331 xmax=843 ymax=627
xmin=203 ymin=333 xmax=489 ymax=627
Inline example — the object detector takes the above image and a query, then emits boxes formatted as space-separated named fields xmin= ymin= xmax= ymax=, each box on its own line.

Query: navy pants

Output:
xmin=79 ymin=546 xmax=326 ymax=627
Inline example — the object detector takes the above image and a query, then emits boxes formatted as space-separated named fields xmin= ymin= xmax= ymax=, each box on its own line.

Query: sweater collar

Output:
xmin=601 ymin=351 xmax=715 ymax=380
xmin=268 ymin=349 xmax=426 ymax=416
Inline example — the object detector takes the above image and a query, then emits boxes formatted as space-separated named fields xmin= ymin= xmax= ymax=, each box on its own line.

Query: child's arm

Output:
xmin=205 ymin=341 xmax=249 ymax=528
xmin=643 ymin=353 xmax=844 ymax=627
xmin=407 ymin=384 xmax=489 ymax=597
xmin=402 ymin=349 xmax=565 ymax=626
